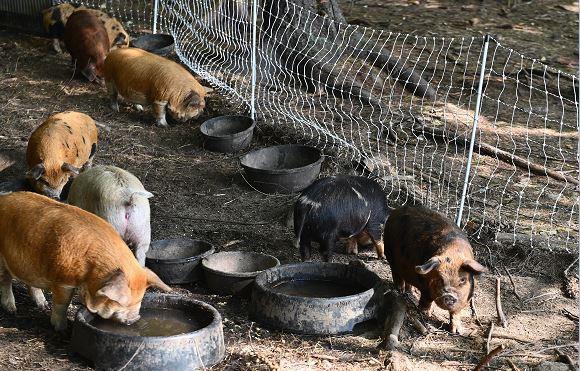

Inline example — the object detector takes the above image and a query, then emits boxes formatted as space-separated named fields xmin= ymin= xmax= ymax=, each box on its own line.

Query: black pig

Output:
xmin=293 ymin=175 xmax=389 ymax=261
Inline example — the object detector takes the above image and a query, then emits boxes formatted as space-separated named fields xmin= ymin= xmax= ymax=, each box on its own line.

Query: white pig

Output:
xmin=66 ymin=165 xmax=153 ymax=265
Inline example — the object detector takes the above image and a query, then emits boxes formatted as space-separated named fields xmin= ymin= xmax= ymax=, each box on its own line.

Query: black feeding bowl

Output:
xmin=250 ymin=262 xmax=386 ymax=335
xmin=130 ymin=34 xmax=174 ymax=56
xmin=200 ymin=115 xmax=255 ymax=153
xmin=71 ymin=293 xmax=225 ymax=370
xmin=145 ymin=239 xmax=215 ymax=284
xmin=202 ymin=251 xmax=280 ymax=296
xmin=240 ymin=144 xmax=323 ymax=194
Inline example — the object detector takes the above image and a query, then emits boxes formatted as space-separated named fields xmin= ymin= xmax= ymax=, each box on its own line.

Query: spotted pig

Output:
xmin=294 ymin=175 xmax=389 ymax=262
xmin=26 ymin=111 xmax=98 ymax=199
xmin=383 ymin=205 xmax=487 ymax=334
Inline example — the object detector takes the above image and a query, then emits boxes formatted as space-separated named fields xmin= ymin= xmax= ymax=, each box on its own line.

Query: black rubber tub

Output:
xmin=239 ymin=144 xmax=323 ymax=194
xmin=146 ymin=239 xmax=215 ymax=284
xmin=250 ymin=261 xmax=387 ymax=335
xmin=202 ymin=251 xmax=280 ymax=296
xmin=71 ymin=293 xmax=225 ymax=370
xmin=130 ymin=34 xmax=174 ymax=56
xmin=200 ymin=115 xmax=255 ymax=153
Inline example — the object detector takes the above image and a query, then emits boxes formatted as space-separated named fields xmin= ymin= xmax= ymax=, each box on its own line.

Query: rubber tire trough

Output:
xmin=200 ymin=115 xmax=255 ymax=153
xmin=130 ymin=34 xmax=175 ymax=56
xmin=145 ymin=238 xmax=215 ymax=284
xmin=250 ymin=261 xmax=387 ymax=335
xmin=71 ymin=293 xmax=225 ymax=370
xmin=239 ymin=144 xmax=323 ymax=194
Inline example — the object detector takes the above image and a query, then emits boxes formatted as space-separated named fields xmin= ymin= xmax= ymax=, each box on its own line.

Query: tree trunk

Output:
xmin=262 ymin=0 xmax=436 ymax=101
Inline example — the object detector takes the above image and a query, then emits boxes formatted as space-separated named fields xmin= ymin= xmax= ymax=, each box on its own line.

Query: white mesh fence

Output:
xmin=52 ymin=0 xmax=579 ymax=251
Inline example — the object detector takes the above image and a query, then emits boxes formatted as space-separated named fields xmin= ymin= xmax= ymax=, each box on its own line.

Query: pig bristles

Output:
xmin=473 ymin=344 xmax=505 ymax=371
xmin=495 ymin=277 xmax=508 ymax=328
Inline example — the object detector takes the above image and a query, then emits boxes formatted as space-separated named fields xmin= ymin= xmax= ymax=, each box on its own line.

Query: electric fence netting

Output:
xmin=55 ymin=0 xmax=580 ymax=252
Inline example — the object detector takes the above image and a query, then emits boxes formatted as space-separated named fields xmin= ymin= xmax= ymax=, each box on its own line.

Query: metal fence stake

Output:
xmin=456 ymin=35 xmax=491 ymax=227
xmin=152 ymin=0 xmax=159 ymax=34
xmin=250 ymin=0 xmax=258 ymax=121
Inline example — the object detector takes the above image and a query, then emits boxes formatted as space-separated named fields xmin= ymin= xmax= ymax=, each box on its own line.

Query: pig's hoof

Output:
xmin=377 ymin=253 xmax=386 ymax=260
xmin=155 ymin=119 xmax=169 ymax=127
xmin=1 ymin=300 xmax=16 ymax=314
xmin=378 ymin=334 xmax=399 ymax=350
xmin=450 ymin=322 xmax=463 ymax=335
xmin=134 ymin=104 xmax=144 ymax=112
xmin=50 ymin=316 xmax=68 ymax=332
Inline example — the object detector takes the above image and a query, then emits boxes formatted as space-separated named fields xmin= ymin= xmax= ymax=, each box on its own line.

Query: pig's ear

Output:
xmin=462 ymin=260 xmax=487 ymax=275
xmin=96 ymin=270 xmax=132 ymax=306
xmin=62 ymin=162 xmax=81 ymax=176
xmin=124 ymin=189 xmax=154 ymax=204
xmin=202 ymin=86 xmax=214 ymax=94
xmin=28 ymin=163 xmax=45 ymax=180
xmin=183 ymin=91 xmax=203 ymax=107
xmin=145 ymin=268 xmax=172 ymax=292
xmin=415 ymin=256 xmax=441 ymax=275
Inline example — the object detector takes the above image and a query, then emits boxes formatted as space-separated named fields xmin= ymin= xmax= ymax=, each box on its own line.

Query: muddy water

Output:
xmin=90 ymin=308 xmax=205 ymax=337
xmin=270 ymin=279 xmax=365 ymax=298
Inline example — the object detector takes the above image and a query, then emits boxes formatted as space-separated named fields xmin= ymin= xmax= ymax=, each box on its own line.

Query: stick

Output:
xmin=506 ymin=359 xmax=521 ymax=371
xmin=415 ymin=125 xmax=580 ymax=185
xmin=503 ymin=266 xmax=523 ymax=301
xmin=486 ymin=322 xmax=495 ymax=354
xmin=495 ymin=278 xmax=508 ymax=328
xmin=564 ymin=257 xmax=579 ymax=276
xmin=473 ymin=345 xmax=505 ymax=371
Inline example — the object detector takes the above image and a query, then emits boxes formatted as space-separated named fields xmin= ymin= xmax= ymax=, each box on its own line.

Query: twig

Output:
xmin=506 ymin=359 xmax=521 ymax=371
xmin=486 ymin=322 xmax=495 ymax=354
xmin=492 ymin=333 xmax=531 ymax=343
xmin=564 ymin=257 xmax=579 ymax=276
xmin=159 ymin=214 xmax=272 ymax=226
xmin=117 ymin=342 xmax=145 ymax=371
xmin=561 ymin=308 xmax=579 ymax=322
xmin=470 ymin=296 xmax=482 ymax=326
xmin=496 ymin=278 xmax=508 ymax=328
xmin=503 ymin=266 xmax=523 ymax=301
xmin=474 ymin=344 xmax=505 ymax=371
xmin=523 ymin=291 xmax=559 ymax=303
xmin=555 ymin=349 xmax=576 ymax=368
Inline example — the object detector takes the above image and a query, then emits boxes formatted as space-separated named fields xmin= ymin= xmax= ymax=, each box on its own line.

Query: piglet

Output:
xmin=383 ymin=205 xmax=487 ymax=334
xmin=27 ymin=111 xmax=98 ymax=199
xmin=63 ymin=9 xmax=110 ymax=83
xmin=67 ymin=165 xmax=153 ymax=266
xmin=294 ymin=175 xmax=389 ymax=261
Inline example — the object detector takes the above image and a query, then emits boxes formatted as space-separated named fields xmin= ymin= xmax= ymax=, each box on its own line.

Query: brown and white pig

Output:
xmin=67 ymin=165 xmax=153 ymax=266
xmin=0 ymin=191 xmax=171 ymax=331
xmin=63 ymin=9 xmax=110 ymax=83
xmin=42 ymin=3 xmax=84 ymax=53
xmin=42 ymin=4 xmax=129 ymax=53
xmin=383 ymin=205 xmax=487 ymax=334
xmin=103 ymin=48 xmax=211 ymax=127
xmin=26 ymin=111 xmax=98 ymax=199
xmin=294 ymin=175 xmax=389 ymax=261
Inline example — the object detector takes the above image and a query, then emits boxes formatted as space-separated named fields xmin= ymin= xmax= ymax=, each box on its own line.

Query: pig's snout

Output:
xmin=442 ymin=294 xmax=457 ymax=308
xmin=122 ymin=314 xmax=141 ymax=326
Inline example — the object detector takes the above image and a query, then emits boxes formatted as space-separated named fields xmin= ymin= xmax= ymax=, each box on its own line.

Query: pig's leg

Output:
xmin=106 ymin=81 xmax=120 ymax=112
xmin=125 ymin=204 xmax=151 ymax=267
xmin=0 ymin=261 xmax=15 ymax=313
xmin=418 ymin=293 xmax=434 ymax=317
xmin=52 ymin=38 xmax=62 ymax=53
xmin=346 ymin=237 xmax=358 ymax=255
xmin=50 ymin=286 xmax=74 ymax=331
xmin=320 ymin=236 xmax=337 ymax=262
xmin=299 ymin=239 xmax=312 ymax=261
xmin=367 ymin=225 xmax=386 ymax=260
xmin=449 ymin=310 xmax=464 ymax=334
xmin=152 ymin=101 xmax=169 ymax=127
xmin=28 ymin=286 xmax=49 ymax=310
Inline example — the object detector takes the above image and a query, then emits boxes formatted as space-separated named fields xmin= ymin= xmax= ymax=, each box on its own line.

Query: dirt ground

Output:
xmin=0 ymin=0 xmax=578 ymax=370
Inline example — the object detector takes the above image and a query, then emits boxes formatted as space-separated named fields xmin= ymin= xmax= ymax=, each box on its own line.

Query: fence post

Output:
xmin=250 ymin=0 xmax=258 ymax=121
xmin=152 ymin=0 xmax=159 ymax=34
xmin=456 ymin=35 xmax=491 ymax=227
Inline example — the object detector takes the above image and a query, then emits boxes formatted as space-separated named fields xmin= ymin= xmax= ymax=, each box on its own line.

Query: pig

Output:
xmin=67 ymin=165 xmax=153 ymax=266
xmin=103 ymin=48 xmax=211 ymax=127
xmin=293 ymin=175 xmax=389 ymax=262
xmin=26 ymin=111 xmax=98 ymax=199
xmin=42 ymin=3 xmax=84 ymax=53
xmin=0 ymin=191 xmax=171 ymax=331
xmin=42 ymin=4 xmax=129 ymax=53
xmin=383 ymin=205 xmax=487 ymax=334
xmin=63 ymin=9 xmax=110 ymax=83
